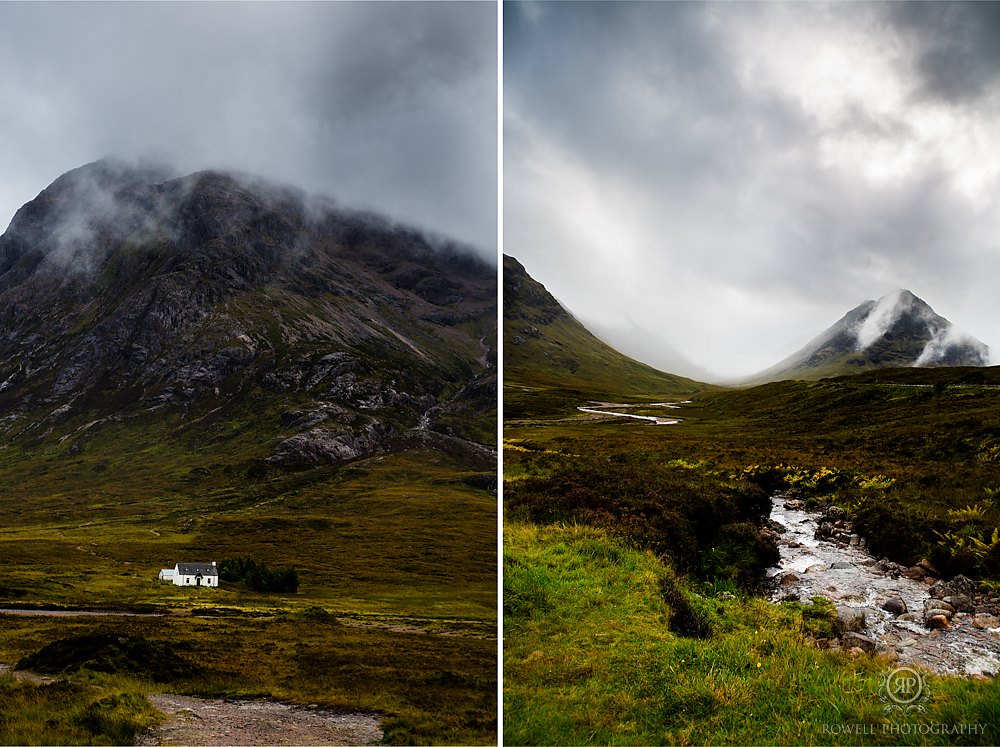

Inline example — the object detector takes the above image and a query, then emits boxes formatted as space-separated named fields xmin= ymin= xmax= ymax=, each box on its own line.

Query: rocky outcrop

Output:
xmin=267 ymin=425 xmax=389 ymax=466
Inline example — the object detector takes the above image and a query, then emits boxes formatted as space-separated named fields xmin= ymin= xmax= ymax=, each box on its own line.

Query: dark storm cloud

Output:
xmin=0 ymin=2 xmax=496 ymax=258
xmin=505 ymin=1 xmax=1000 ymax=378
xmin=888 ymin=1 xmax=1000 ymax=103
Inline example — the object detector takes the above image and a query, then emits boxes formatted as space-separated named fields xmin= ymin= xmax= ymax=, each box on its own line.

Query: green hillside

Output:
xmin=503 ymin=255 xmax=706 ymax=417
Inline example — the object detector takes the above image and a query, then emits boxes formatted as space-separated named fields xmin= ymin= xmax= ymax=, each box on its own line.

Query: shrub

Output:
xmin=505 ymin=458 xmax=778 ymax=590
xmin=74 ymin=692 xmax=160 ymax=745
xmin=219 ymin=557 xmax=299 ymax=593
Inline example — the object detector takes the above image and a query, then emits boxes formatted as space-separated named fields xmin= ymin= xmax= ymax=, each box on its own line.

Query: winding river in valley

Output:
xmin=576 ymin=401 xmax=689 ymax=426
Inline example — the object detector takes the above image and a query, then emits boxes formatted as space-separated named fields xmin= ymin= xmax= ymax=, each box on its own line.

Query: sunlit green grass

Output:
xmin=504 ymin=522 xmax=1000 ymax=746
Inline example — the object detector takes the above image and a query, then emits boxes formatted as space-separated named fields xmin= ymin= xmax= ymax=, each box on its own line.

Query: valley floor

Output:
xmin=0 ymin=446 xmax=498 ymax=745
xmin=504 ymin=379 xmax=1000 ymax=744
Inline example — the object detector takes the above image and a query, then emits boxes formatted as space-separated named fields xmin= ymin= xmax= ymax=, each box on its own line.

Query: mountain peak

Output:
xmin=749 ymin=290 xmax=989 ymax=383
xmin=0 ymin=162 xmax=496 ymax=464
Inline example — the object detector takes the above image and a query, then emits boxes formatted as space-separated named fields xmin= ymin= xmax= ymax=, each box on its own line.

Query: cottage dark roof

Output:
xmin=176 ymin=562 xmax=218 ymax=576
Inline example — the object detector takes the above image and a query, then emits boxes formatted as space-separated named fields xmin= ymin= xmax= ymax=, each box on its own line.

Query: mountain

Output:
xmin=503 ymin=254 xmax=704 ymax=416
xmin=0 ymin=159 xmax=496 ymax=466
xmin=749 ymin=289 xmax=989 ymax=383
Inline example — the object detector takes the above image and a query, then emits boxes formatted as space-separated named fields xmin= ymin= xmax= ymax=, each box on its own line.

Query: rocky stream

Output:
xmin=767 ymin=493 xmax=1000 ymax=677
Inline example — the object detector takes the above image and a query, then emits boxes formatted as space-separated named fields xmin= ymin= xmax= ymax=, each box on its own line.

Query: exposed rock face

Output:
xmin=267 ymin=426 xmax=387 ymax=466
xmin=0 ymin=159 xmax=496 ymax=467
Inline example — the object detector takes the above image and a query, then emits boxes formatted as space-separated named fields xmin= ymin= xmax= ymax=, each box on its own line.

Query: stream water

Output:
xmin=768 ymin=496 xmax=1000 ymax=676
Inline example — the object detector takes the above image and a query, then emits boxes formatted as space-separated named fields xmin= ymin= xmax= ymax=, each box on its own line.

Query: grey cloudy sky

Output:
xmin=505 ymin=1 xmax=1000 ymax=379
xmin=0 ymin=1 xmax=496 ymax=258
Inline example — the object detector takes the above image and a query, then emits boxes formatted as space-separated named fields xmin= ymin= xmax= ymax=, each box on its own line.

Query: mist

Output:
xmin=0 ymin=2 xmax=496 ymax=261
xmin=505 ymin=2 xmax=1000 ymax=378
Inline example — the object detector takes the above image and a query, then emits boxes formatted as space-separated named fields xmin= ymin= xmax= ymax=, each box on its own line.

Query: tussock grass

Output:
xmin=0 ymin=672 xmax=161 ymax=746
xmin=504 ymin=522 xmax=1000 ymax=745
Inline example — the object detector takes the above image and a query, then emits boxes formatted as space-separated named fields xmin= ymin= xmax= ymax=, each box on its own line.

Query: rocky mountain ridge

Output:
xmin=0 ymin=159 xmax=496 ymax=468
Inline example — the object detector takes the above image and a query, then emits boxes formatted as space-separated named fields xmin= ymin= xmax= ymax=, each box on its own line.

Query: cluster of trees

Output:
xmin=218 ymin=557 xmax=299 ymax=593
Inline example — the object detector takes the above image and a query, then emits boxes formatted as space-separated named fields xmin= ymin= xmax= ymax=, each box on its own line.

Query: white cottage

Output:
xmin=159 ymin=562 xmax=219 ymax=587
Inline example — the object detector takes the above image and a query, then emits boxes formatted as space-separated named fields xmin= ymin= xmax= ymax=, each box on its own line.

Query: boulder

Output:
xmin=929 ymin=575 xmax=976 ymax=599
xmin=925 ymin=608 xmax=954 ymax=623
xmin=927 ymin=614 xmax=951 ymax=630
xmin=916 ymin=558 xmax=940 ymax=576
xmin=923 ymin=598 xmax=956 ymax=614
xmin=842 ymin=632 xmax=877 ymax=653
xmin=830 ymin=561 xmax=853 ymax=570
xmin=972 ymin=613 xmax=1000 ymax=629
xmin=882 ymin=597 xmax=907 ymax=616
xmin=779 ymin=572 xmax=799 ymax=587
xmin=836 ymin=606 xmax=867 ymax=633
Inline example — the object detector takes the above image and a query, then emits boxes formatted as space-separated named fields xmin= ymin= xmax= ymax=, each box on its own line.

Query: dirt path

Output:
xmin=138 ymin=694 xmax=382 ymax=746
xmin=0 ymin=607 xmax=163 ymax=617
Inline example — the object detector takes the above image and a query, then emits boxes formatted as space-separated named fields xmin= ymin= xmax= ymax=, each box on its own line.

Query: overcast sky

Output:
xmin=0 ymin=2 xmax=496 ymax=259
xmin=505 ymin=1 xmax=1000 ymax=380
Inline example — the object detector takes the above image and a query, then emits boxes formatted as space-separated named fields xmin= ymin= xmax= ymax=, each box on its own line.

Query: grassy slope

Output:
xmin=505 ymin=352 xmax=1000 ymax=742
xmin=505 ymin=522 xmax=1000 ymax=746
xmin=503 ymin=255 xmax=706 ymax=417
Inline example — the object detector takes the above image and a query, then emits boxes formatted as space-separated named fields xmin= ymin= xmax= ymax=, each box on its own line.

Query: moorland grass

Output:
xmin=0 ymin=398 xmax=497 ymax=743
xmin=504 ymin=368 xmax=1000 ymax=744
xmin=0 ymin=610 xmax=496 ymax=745
xmin=504 ymin=522 xmax=1000 ymax=746
xmin=0 ymin=671 xmax=162 ymax=746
